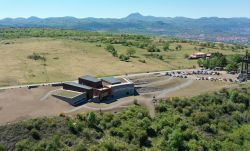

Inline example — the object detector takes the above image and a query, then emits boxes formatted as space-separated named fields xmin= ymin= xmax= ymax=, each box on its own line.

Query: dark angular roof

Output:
xmin=102 ymin=77 xmax=121 ymax=85
xmin=79 ymin=75 xmax=101 ymax=83
xmin=64 ymin=82 xmax=92 ymax=90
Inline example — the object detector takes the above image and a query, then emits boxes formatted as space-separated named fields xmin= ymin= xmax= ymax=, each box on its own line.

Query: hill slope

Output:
xmin=1 ymin=13 xmax=250 ymax=44
xmin=0 ymin=28 xmax=247 ymax=86
xmin=0 ymin=86 xmax=249 ymax=150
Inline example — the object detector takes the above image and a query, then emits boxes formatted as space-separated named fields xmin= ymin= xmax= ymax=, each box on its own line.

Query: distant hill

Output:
xmin=1 ymin=13 xmax=250 ymax=44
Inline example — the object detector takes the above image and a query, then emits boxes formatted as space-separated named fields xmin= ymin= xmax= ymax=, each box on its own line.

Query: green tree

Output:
xmin=163 ymin=43 xmax=170 ymax=51
xmin=0 ymin=144 xmax=5 ymax=151
xmin=219 ymin=43 xmax=225 ymax=50
xmin=106 ymin=44 xmax=118 ymax=57
xmin=126 ymin=48 xmax=136 ymax=57
xmin=74 ymin=143 xmax=87 ymax=151
xmin=119 ymin=54 xmax=130 ymax=62
xmin=176 ymin=45 xmax=182 ymax=51
xmin=147 ymin=45 xmax=160 ymax=52
xmin=87 ymin=112 xmax=97 ymax=127
xmin=15 ymin=139 xmax=31 ymax=151
xmin=106 ymin=45 xmax=115 ymax=52
xmin=168 ymin=129 xmax=185 ymax=150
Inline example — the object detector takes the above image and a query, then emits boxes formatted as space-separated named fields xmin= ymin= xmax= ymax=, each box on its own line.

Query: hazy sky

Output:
xmin=0 ymin=0 xmax=250 ymax=19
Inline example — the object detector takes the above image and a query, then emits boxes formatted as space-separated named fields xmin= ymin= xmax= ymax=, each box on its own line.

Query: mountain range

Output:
xmin=1 ymin=13 xmax=250 ymax=44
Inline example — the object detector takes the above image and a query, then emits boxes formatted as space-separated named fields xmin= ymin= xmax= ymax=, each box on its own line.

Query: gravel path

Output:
xmin=155 ymin=79 xmax=194 ymax=99
xmin=39 ymin=89 xmax=62 ymax=101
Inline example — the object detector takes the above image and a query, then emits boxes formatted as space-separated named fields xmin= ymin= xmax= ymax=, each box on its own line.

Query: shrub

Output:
xmin=147 ymin=45 xmax=160 ymax=52
xmin=77 ymin=113 xmax=85 ymax=121
xmin=146 ymin=53 xmax=164 ymax=60
xmin=202 ymin=124 xmax=217 ymax=134
xmin=27 ymin=53 xmax=46 ymax=61
xmin=0 ymin=144 xmax=5 ymax=151
xmin=184 ymin=54 xmax=189 ymax=59
xmin=139 ymin=59 xmax=146 ymax=63
xmin=67 ymin=120 xmax=79 ymax=134
xmin=87 ymin=112 xmax=97 ymax=127
xmin=163 ymin=43 xmax=170 ymax=51
xmin=15 ymin=139 xmax=31 ymax=151
xmin=126 ymin=48 xmax=136 ymax=57
xmin=106 ymin=44 xmax=118 ymax=57
xmin=74 ymin=143 xmax=87 ymax=151
xmin=119 ymin=54 xmax=130 ymax=62
xmin=192 ymin=112 xmax=210 ymax=125
xmin=30 ymin=129 xmax=41 ymax=140
xmin=59 ymin=112 xmax=66 ymax=117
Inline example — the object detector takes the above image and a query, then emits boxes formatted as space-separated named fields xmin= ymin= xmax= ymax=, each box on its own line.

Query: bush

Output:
xmin=146 ymin=53 xmax=164 ymax=60
xmin=74 ymin=143 xmax=87 ymax=151
xmin=106 ymin=44 xmax=118 ymax=57
xmin=202 ymin=124 xmax=217 ymax=134
xmin=175 ymin=45 xmax=182 ymax=51
xmin=27 ymin=53 xmax=46 ymax=61
xmin=59 ymin=113 xmax=66 ymax=117
xmin=119 ymin=54 xmax=130 ymax=62
xmin=0 ymin=144 xmax=5 ymax=151
xmin=184 ymin=54 xmax=189 ymax=59
xmin=147 ymin=45 xmax=160 ymax=52
xmin=139 ymin=59 xmax=146 ymax=63
xmin=15 ymin=139 xmax=31 ymax=151
xmin=30 ymin=129 xmax=41 ymax=140
xmin=76 ymin=113 xmax=85 ymax=121
xmin=126 ymin=48 xmax=136 ymax=57
xmin=192 ymin=112 xmax=210 ymax=125
xmin=87 ymin=112 xmax=97 ymax=127
xmin=163 ymin=43 xmax=170 ymax=51
xmin=66 ymin=120 xmax=81 ymax=134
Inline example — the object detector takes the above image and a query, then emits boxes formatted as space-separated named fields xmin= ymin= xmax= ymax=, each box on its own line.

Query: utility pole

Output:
xmin=238 ymin=50 xmax=250 ymax=82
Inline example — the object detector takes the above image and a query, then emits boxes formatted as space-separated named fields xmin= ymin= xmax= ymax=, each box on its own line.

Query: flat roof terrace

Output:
xmin=102 ymin=77 xmax=121 ymax=85
xmin=55 ymin=90 xmax=83 ymax=98
xmin=64 ymin=82 xmax=93 ymax=90
xmin=79 ymin=75 xmax=101 ymax=83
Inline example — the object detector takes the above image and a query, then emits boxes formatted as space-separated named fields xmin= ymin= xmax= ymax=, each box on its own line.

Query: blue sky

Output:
xmin=0 ymin=0 xmax=250 ymax=19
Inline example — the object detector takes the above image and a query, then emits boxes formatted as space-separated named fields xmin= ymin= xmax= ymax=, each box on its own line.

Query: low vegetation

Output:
xmin=0 ymin=28 xmax=248 ymax=86
xmin=0 ymin=86 xmax=249 ymax=150
xmin=27 ymin=53 xmax=46 ymax=61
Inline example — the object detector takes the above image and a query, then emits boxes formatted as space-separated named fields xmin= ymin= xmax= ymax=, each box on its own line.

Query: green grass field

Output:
xmin=0 ymin=37 xmax=246 ymax=86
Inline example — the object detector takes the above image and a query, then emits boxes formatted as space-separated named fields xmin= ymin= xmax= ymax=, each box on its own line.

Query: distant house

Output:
xmin=188 ymin=52 xmax=211 ymax=60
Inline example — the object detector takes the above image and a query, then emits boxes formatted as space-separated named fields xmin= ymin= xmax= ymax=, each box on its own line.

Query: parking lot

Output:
xmin=165 ymin=69 xmax=237 ymax=82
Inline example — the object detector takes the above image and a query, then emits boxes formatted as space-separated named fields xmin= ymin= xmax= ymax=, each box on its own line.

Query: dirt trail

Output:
xmin=64 ymin=96 xmax=157 ymax=119
xmin=156 ymin=79 xmax=194 ymax=99
xmin=40 ymin=89 xmax=61 ymax=101
xmin=139 ymin=77 xmax=173 ymax=87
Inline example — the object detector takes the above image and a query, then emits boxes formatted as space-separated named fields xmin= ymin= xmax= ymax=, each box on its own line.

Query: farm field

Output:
xmin=0 ymin=37 xmax=246 ymax=87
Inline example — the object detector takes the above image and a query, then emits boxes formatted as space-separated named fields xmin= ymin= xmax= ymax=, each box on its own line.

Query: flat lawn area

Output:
xmin=0 ymin=38 xmax=244 ymax=86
